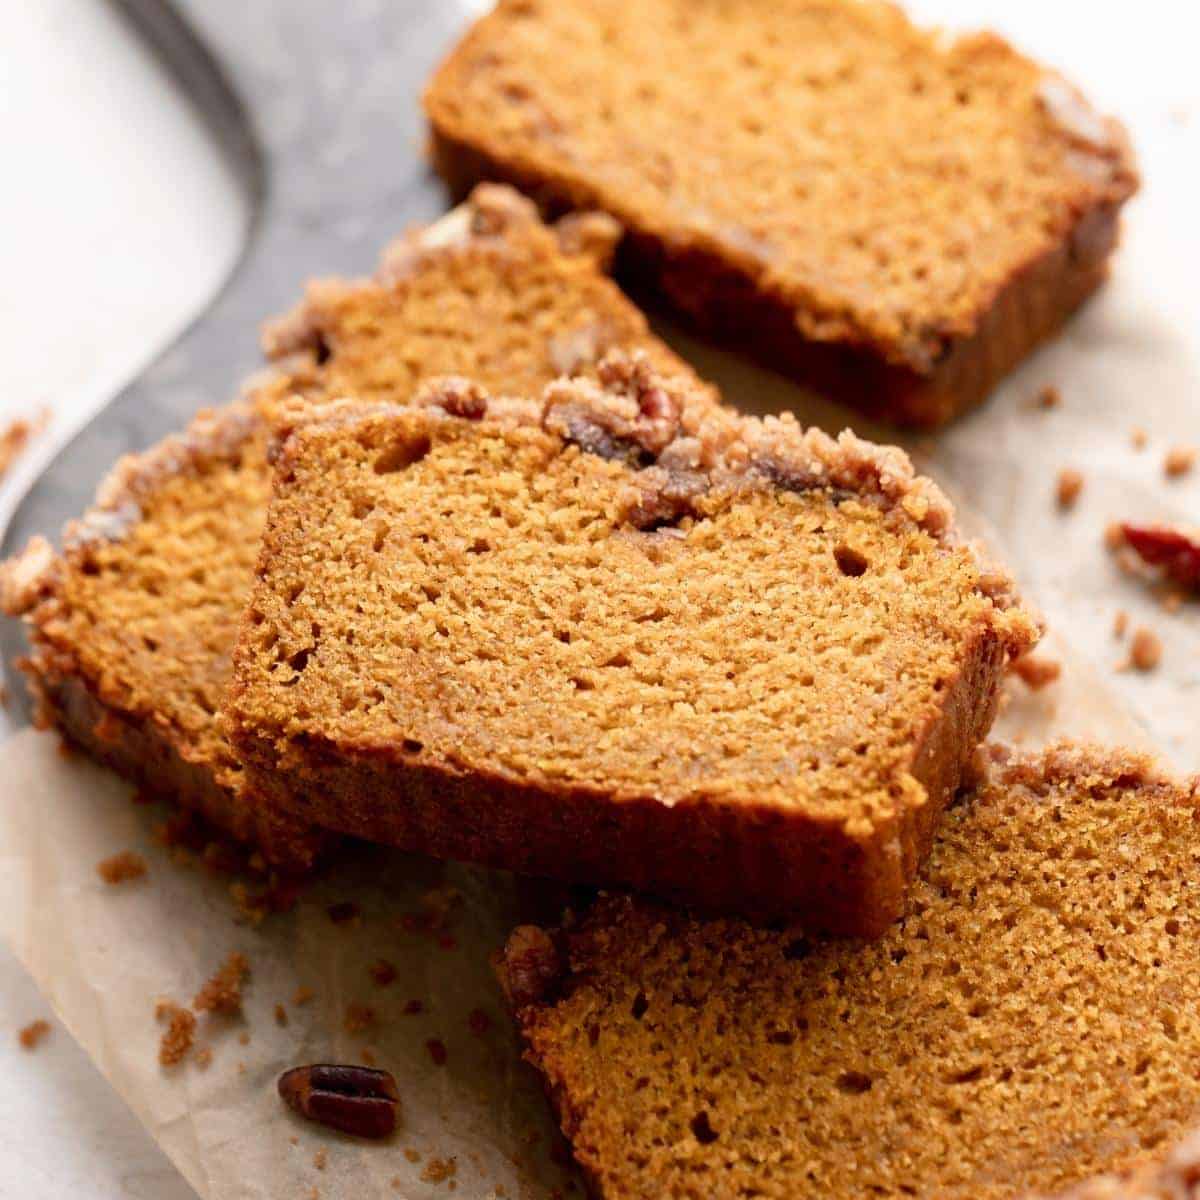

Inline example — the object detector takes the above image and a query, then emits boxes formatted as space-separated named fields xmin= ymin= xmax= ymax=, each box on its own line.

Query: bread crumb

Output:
xmin=1035 ymin=384 xmax=1060 ymax=409
xmin=156 ymin=1001 xmax=196 ymax=1066
xmin=290 ymin=1134 xmax=299 ymax=1147
xmin=193 ymin=1045 xmax=213 ymax=1070
xmin=1131 ymin=427 xmax=1148 ymax=450
xmin=405 ymin=1148 xmax=422 ymax=1163
xmin=1056 ymin=468 xmax=1084 ymax=509
xmin=96 ymin=850 xmax=147 ymax=884
xmin=0 ymin=412 xmax=47 ymax=481
xmin=1129 ymin=627 xmax=1163 ymax=672
xmin=1011 ymin=655 xmax=1061 ymax=691
xmin=314 ymin=1149 xmax=327 ymax=1171
xmin=369 ymin=959 xmax=398 ymax=986
xmin=468 ymin=1008 xmax=491 ymax=1036
xmin=274 ymin=1003 xmax=288 ymax=1026
xmin=237 ymin=1031 xmax=250 ymax=1046
xmin=426 ymin=1038 xmax=448 ymax=1066
xmin=344 ymin=1003 xmax=377 ymax=1035
xmin=421 ymin=1157 xmax=457 ymax=1184
xmin=18 ymin=1019 xmax=51 ymax=1050
xmin=1164 ymin=445 xmax=1196 ymax=478
xmin=1113 ymin=610 xmax=1129 ymax=638
xmin=293 ymin=985 xmax=315 ymax=1006
xmin=360 ymin=1046 xmax=377 ymax=1066
xmin=1161 ymin=589 xmax=1185 ymax=614
xmin=193 ymin=952 xmax=249 ymax=1015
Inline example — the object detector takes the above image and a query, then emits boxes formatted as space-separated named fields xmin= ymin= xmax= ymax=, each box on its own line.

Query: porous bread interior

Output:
xmin=257 ymin=187 xmax=692 ymax=412
xmin=513 ymin=747 xmax=1200 ymax=1200
xmin=9 ymin=189 xmax=688 ymax=814
xmin=233 ymin=403 xmax=1020 ymax=830
xmin=426 ymin=0 xmax=1135 ymax=370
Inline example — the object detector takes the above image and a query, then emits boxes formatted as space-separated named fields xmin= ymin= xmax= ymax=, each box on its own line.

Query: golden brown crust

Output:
xmin=425 ymin=1 xmax=1138 ymax=427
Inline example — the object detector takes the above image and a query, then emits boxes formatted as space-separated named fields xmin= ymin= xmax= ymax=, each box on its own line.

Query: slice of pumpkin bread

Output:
xmin=228 ymin=358 xmax=1036 ymax=932
xmin=497 ymin=745 xmax=1200 ymax=1200
xmin=425 ymin=0 xmax=1138 ymax=427
xmin=0 ymin=186 xmax=695 ymax=863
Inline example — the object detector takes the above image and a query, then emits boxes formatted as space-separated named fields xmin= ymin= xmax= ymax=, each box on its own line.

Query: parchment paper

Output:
xmin=2 ymin=11 xmax=1198 ymax=1196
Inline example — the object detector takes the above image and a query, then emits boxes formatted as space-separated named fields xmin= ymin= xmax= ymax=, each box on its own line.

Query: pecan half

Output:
xmin=278 ymin=1064 xmax=400 ymax=1139
xmin=1120 ymin=523 xmax=1200 ymax=591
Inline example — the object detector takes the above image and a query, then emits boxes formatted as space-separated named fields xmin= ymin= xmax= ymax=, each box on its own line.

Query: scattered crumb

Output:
xmin=1056 ymin=468 xmax=1084 ymax=509
xmin=193 ymin=1046 xmax=213 ymax=1070
xmin=1131 ymin=427 xmax=1148 ymax=450
xmin=314 ymin=1149 xmax=327 ymax=1171
xmin=1162 ymin=589 xmax=1185 ymax=614
xmin=1011 ymin=654 xmax=1061 ymax=691
xmin=1035 ymin=384 xmax=1060 ymax=410
xmin=421 ymin=1157 xmax=458 ymax=1185
xmin=405 ymin=1148 xmax=422 ymax=1164
xmin=308 ymin=1187 xmax=320 ymax=1200
xmin=1113 ymin=610 xmax=1129 ymax=638
xmin=237 ymin=1061 xmax=247 ymax=1075
xmin=193 ymin=952 xmax=250 ymax=1015
xmin=404 ymin=998 xmax=424 ymax=1016
xmin=426 ymin=1038 xmax=448 ymax=1066
xmin=237 ymin=1031 xmax=250 ymax=1046
xmin=0 ymin=683 xmax=9 ymax=708
xmin=1129 ymin=627 xmax=1163 ymax=672
xmin=293 ymin=986 xmax=315 ymax=1006
xmin=360 ymin=1047 xmax=377 ymax=1066
xmin=290 ymin=1135 xmax=300 ymax=1147
xmin=370 ymin=959 xmax=398 ymax=987
xmin=274 ymin=1003 xmax=289 ymax=1027
xmin=344 ymin=1003 xmax=377 ymax=1035
xmin=391 ymin=1178 xmax=404 ymax=1191
xmin=156 ymin=1001 xmax=196 ymax=1067
xmin=0 ymin=412 xmax=47 ymax=481
xmin=96 ymin=850 xmax=148 ymax=885
xmin=327 ymin=901 xmax=361 ymax=926
xmin=1164 ymin=445 xmax=1196 ymax=478
xmin=468 ymin=1008 xmax=491 ymax=1036
xmin=18 ymin=1019 xmax=51 ymax=1051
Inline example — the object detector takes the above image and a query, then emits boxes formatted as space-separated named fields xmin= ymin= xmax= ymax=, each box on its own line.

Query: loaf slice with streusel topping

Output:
xmin=497 ymin=744 xmax=1200 ymax=1200
xmin=228 ymin=358 xmax=1037 ymax=931
xmin=425 ymin=0 xmax=1138 ymax=426
xmin=0 ymin=186 xmax=698 ymax=864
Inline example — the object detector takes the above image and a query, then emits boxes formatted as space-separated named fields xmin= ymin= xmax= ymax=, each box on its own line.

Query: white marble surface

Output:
xmin=0 ymin=1 xmax=1195 ymax=1197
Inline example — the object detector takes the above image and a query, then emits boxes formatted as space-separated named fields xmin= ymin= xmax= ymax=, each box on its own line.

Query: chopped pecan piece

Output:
xmin=1120 ymin=523 xmax=1200 ymax=591
xmin=497 ymin=925 xmax=562 ymax=1009
xmin=278 ymin=1064 xmax=400 ymax=1139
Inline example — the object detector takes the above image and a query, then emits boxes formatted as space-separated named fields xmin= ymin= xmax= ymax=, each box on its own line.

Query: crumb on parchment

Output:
xmin=18 ymin=1020 xmax=51 ymax=1050
xmin=97 ymin=850 xmax=147 ymax=884
xmin=1011 ymin=655 xmax=1061 ymax=691
xmin=193 ymin=952 xmax=249 ymax=1015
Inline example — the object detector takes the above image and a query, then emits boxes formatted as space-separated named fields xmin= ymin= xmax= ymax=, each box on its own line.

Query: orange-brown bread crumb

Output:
xmin=228 ymin=360 xmax=1036 ymax=934
xmin=499 ymin=745 xmax=1200 ymax=1200
xmin=426 ymin=0 xmax=1137 ymax=426
xmin=0 ymin=186 xmax=700 ymax=866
